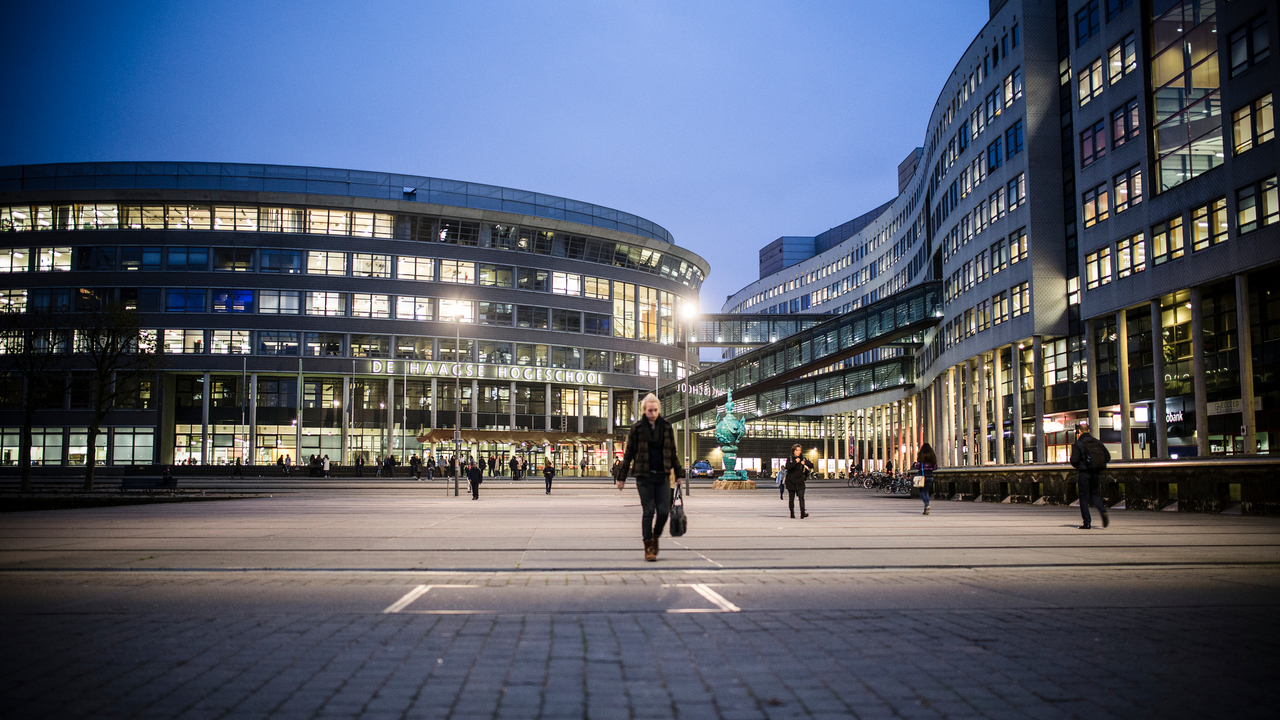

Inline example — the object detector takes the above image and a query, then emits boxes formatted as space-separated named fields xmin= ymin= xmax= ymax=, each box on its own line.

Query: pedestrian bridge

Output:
xmin=660 ymin=281 xmax=942 ymax=422
xmin=687 ymin=314 xmax=829 ymax=347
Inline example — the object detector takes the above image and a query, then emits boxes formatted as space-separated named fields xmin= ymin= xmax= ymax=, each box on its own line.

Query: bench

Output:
xmin=120 ymin=476 xmax=178 ymax=494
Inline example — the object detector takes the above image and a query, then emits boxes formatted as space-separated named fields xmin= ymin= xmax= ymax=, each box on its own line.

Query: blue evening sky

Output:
xmin=1 ymin=0 xmax=989 ymax=310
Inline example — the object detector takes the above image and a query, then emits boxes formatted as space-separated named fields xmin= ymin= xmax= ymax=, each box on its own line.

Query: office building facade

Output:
xmin=0 ymin=163 xmax=706 ymax=470
xmin=714 ymin=0 xmax=1278 ymax=470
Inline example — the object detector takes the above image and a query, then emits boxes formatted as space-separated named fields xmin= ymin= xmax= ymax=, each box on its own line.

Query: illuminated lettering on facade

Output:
xmin=364 ymin=361 xmax=604 ymax=386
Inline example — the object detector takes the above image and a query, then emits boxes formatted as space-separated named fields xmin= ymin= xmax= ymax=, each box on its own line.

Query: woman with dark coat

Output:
xmin=616 ymin=393 xmax=686 ymax=561
xmin=543 ymin=460 xmax=555 ymax=494
xmin=913 ymin=443 xmax=938 ymax=515
xmin=783 ymin=444 xmax=813 ymax=519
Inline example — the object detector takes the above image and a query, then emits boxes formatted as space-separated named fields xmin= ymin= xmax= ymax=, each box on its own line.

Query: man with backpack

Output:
xmin=1069 ymin=420 xmax=1111 ymax=529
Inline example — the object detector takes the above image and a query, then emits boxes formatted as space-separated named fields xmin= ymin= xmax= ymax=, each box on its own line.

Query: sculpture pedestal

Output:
xmin=712 ymin=479 xmax=757 ymax=490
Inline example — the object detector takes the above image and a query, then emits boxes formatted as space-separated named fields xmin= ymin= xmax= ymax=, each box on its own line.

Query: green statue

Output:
xmin=714 ymin=391 xmax=748 ymax=481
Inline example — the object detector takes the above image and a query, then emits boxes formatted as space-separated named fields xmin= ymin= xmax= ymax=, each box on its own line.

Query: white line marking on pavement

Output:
xmin=662 ymin=583 xmax=741 ymax=613
xmin=688 ymin=583 xmax=741 ymax=612
xmin=383 ymin=584 xmax=475 ymax=613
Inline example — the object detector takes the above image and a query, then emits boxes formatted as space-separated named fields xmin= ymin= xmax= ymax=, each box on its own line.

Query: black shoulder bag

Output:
xmin=669 ymin=483 xmax=687 ymax=537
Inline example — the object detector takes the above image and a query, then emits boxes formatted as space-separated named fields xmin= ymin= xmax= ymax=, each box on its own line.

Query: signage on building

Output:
xmin=362 ymin=360 xmax=605 ymax=386
xmin=1207 ymin=397 xmax=1262 ymax=417
xmin=1166 ymin=410 xmax=1184 ymax=424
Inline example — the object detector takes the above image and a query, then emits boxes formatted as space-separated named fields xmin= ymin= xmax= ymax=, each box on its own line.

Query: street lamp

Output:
xmin=453 ymin=312 xmax=464 ymax=497
xmin=681 ymin=300 xmax=699 ymax=496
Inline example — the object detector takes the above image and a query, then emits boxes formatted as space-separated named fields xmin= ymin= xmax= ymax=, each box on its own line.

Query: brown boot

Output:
xmin=644 ymin=539 xmax=656 ymax=562
xmin=651 ymin=537 xmax=659 ymax=558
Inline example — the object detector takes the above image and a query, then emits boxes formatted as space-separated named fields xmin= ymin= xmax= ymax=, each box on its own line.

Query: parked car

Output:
xmin=690 ymin=461 xmax=715 ymax=477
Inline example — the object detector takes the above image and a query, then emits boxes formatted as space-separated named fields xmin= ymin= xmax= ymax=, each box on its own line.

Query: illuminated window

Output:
xmin=552 ymin=272 xmax=581 ymax=295
xmin=1237 ymin=176 xmax=1278 ymax=234
xmin=306 ymin=251 xmax=346 ymax=275
xmin=1151 ymin=216 xmax=1185 ymax=265
xmin=395 ymin=296 xmax=434 ymax=321
xmin=1113 ymin=167 xmax=1142 ymax=214
xmin=1085 ymin=248 xmax=1112 ymax=290
xmin=1082 ymin=184 xmax=1109 ymax=228
xmin=1191 ymin=198 xmax=1228 ymax=250
xmin=398 ymin=256 xmax=435 ymax=281
xmin=1108 ymin=33 xmax=1137 ymax=84
xmin=1078 ymin=58 xmax=1103 ymax=106
xmin=1116 ymin=233 xmax=1146 ymax=278
xmin=350 ymin=294 xmax=390 ymax=319
xmin=439 ymin=260 xmax=476 ymax=284
xmin=352 ymin=253 xmax=391 ymax=278
xmin=1232 ymin=94 xmax=1274 ymax=155
xmin=304 ymin=291 xmax=347 ymax=316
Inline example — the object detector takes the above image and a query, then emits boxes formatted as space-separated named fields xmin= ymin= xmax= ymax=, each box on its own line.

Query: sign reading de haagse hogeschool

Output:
xmin=364 ymin=361 xmax=605 ymax=386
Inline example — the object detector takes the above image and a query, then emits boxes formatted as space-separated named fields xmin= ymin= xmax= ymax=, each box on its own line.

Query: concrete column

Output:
xmin=1150 ymin=300 xmax=1168 ymax=460
xmin=296 ymin=363 xmax=305 ymax=466
xmin=385 ymin=374 xmax=395 ymax=463
xmin=430 ymin=378 xmax=438 ymax=429
xmin=472 ymin=378 xmax=479 ymax=431
xmin=962 ymin=362 xmax=973 ymax=465
xmin=1236 ymin=274 xmax=1256 ymax=454
xmin=341 ymin=375 xmax=350 ymax=463
xmin=947 ymin=367 xmax=958 ymax=465
xmin=1116 ymin=310 xmax=1132 ymax=460
xmin=511 ymin=381 xmax=519 ymax=431
xmin=1032 ymin=336 xmax=1046 ymax=463
xmin=1013 ymin=346 xmax=1024 ymax=463
xmin=1190 ymin=287 xmax=1209 ymax=457
xmin=822 ymin=416 xmax=829 ymax=478
xmin=993 ymin=348 xmax=1006 ymax=465
xmin=546 ymin=382 xmax=554 ymax=432
xmin=1086 ymin=318 xmax=1100 ymax=439
xmin=248 ymin=373 xmax=258 ymax=464
xmin=200 ymin=371 xmax=210 ymax=465
xmin=577 ymin=383 xmax=584 ymax=437
xmin=978 ymin=355 xmax=988 ymax=465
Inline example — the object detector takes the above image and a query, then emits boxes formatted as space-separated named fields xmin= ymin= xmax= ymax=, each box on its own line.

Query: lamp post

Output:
xmin=453 ymin=312 xmax=463 ymax=497
xmin=681 ymin=301 xmax=699 ymax=495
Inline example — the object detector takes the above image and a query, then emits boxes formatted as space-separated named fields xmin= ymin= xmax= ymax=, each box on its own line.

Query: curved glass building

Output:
xmin=0 ymin=162 xmax=707 ymax=471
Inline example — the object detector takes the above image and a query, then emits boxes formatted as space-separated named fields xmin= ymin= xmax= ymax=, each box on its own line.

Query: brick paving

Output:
xmin=1 ymin=488 xmax=1277 ymax=719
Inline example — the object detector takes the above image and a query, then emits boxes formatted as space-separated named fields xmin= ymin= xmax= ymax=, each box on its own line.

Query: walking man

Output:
xmin=467 ymin=459 xmax=483 ymax=499
xmin=510 ymin=455 xmax=520 ymax=482
xmin=1069 ymin=420 xmax=1111 ymax=529
xmin=355 ymin=455 xmax=364 ymax=477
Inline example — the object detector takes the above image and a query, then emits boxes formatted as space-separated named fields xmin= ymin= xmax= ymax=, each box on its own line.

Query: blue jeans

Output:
xmin=920 ymin=480 xmax=931 ymax=507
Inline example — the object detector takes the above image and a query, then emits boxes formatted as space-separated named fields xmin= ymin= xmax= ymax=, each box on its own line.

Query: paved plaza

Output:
xmin=1 ymin=484 xmax=1277 ymax=719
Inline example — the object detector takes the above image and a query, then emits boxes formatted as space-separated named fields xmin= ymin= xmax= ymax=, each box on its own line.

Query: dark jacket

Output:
xmin=1069 ymin=432 xmax=1108 ymax=474
xmin=783 ymin=456 xmax=812 ymax=491
xmin=467 ymin=465 xmax=483 ymax=484
xmin=618 ymin=415 xmax=685 ymax=481
xmin=543 ymin=465 xmax=555 ymax=481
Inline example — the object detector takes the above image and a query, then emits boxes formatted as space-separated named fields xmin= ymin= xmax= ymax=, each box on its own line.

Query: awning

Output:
xmin=414 ymin=429 xmax=619 ymax=446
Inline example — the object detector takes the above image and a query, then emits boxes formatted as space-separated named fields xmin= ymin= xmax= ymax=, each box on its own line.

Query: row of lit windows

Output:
xmin=0 ymin=287 xmax=617 ymax=335
xmin=942 ymin=174 xmax=1027 ymax=263
xmin=1082 ymin=166 xmax=1143 ymax=229
xmin=1082 ymin=178 xmax=1276 ymax=291
xmin=0 ymin=244 xmax=614 ymax=298
xmin=2 ymin=325 xmax=682 ymax=379
xmin=944 ymin=281 xmax=1029 ymax=350
xmin=944 ymin=229 xmax=1027 ymax=304
xmin=0 ymin=202 xmax=705 ymax=288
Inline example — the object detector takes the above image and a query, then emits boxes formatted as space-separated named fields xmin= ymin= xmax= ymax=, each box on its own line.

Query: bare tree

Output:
xmin=0 ymin=307 xmax=69 ymax=492
xmin=74 ymin=303 xmax=159 ymax=492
